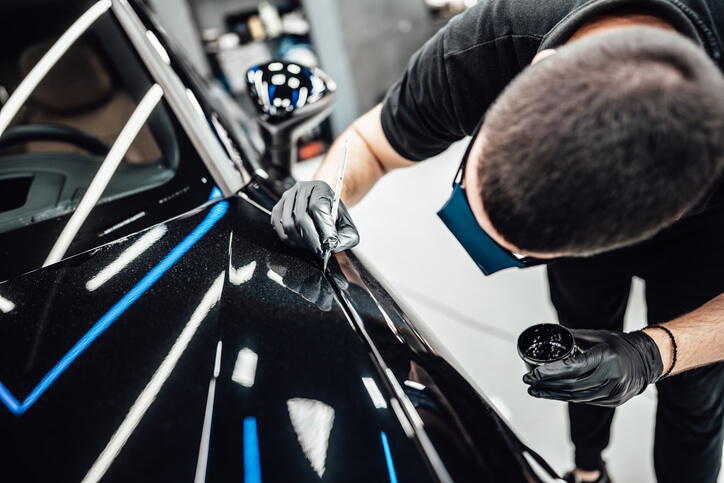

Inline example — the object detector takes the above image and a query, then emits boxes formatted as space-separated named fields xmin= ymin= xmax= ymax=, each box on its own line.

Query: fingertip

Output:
xmin=322 ymin=236 xmax=339 ymax=251
xmin=296 ymin=216 xmax=323 ymax=256
xmin=311 ymin=215 xmax=339 ymax=250
xmin=534 ymin=360 xmax=569 ymax=378
xmin=527 ymin=365 xmax=551 ymax=381
xmin=273 ymin=220 xmax=289 ymax=243
xmin=336 ymin=229 xmax=360 ymax=252
xmin=529 ymin=388 xmax=553 ymax=399
xmin=271 ymin=202 xmax=282 ymax=222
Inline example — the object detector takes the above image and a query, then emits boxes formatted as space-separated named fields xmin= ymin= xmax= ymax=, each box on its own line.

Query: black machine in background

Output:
xmin=246 ymin=60 xmax=336 ymax=189
xmin=197 ymin=0 xmax=333 ymax=163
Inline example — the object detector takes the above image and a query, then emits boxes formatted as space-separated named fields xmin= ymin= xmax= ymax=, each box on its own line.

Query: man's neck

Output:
xmin=568 ymin=9 xmax=677 ymax=43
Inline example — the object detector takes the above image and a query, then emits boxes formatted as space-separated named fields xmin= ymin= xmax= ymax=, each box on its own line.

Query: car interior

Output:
xmin=0 ymin=0 xmax=217 ymax=282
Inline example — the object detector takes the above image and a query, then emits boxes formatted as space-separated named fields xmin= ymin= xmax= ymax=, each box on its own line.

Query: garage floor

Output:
xmin=293 ymin=140 xmax=723 ymax=482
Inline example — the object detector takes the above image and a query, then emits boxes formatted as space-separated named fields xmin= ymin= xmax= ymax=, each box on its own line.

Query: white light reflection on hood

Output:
xmin=194 ymin=340 xmax=223 ymax=482
xmin=403 ymin=380 xmax=425 ymax=391
xmin=362 ymin=377 xmax=387 ymax=409
xmin=0 ymin=295 xmax=15 ymax=313
xmin=145 ymin=30 xmax=170 ymax=65
xmin=86 ymin=225 xmax=167 ymax=291
xmin=287 ymin=398 xmax=335 ymax=478
xmin=231 ymin=348 xmax=258 ymax=387
xmin=229 ymin=261 xmax=256 ymax=286
xmin=82 ymin=272 xmax=225 ymax=483
xmin=266 ymin=269 xmax=285 ymax=286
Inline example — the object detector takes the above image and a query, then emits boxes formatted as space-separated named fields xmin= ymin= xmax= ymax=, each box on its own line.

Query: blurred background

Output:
xmin=144 ymin=0 xmax=464 ymax=157
xmin=143 ymin=0 xmax=719 ymax=480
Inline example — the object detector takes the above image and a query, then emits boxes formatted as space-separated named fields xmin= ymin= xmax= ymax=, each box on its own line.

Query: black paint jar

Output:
xmin=517 ymin=324 xmax=577 ymax=371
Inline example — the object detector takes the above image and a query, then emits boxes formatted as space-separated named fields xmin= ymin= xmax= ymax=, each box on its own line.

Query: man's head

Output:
xmin=466 ymin=27 xmax=724 ymax=258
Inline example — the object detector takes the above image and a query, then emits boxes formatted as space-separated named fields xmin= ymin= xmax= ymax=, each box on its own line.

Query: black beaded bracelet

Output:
xmin=649 ymin=325 xmax=677 ymax=378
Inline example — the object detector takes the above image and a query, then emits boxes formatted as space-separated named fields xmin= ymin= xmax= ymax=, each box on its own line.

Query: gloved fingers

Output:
xmin=524 ymin=330 xmax=657 ymax=408
xmin=274 ymin=188 xmax=308 ymax=248
xmin=523 ymin=346 xmax=604 ymax=385
xmin=295 ymin=213 xmax=324 ymax=258
xmin=282 ymin=191 xmax=309 ymax=248
xmin=291 ymin=185 xmax=323 ymax=253
xmin=527 ymin=386 xmax=603 ymax=404
xmin=271 ymin=181 xmax=357 ymax=257
xmin=271 ymin=190 xmax=294 ymax=245
xmin=335 ymin=229 xmax=359 ymax=252
xmin=334 ymin=205 xmax=360 ymax=252
xmin=568 ymin=328 xmax=614 ymax=348
xmin=525 ymin=366 xmax=609 ymax=392
xmin=309 ymin=189 xmax=339 ymax=251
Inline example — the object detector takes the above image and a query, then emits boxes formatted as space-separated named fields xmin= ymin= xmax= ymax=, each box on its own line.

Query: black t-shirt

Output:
xmin=381 ymin=0 xmax=724 ymax=162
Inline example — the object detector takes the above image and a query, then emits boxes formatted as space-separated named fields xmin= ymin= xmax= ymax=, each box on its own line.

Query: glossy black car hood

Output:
xmin=0 ymin=194 xmax=543 ymax=482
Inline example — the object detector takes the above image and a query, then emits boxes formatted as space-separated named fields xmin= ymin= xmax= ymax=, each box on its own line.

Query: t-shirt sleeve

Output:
xmin=381 ymin=27 xmax=463 ymax=162
xmin=380 ymin=1 xmax=544 ymax=161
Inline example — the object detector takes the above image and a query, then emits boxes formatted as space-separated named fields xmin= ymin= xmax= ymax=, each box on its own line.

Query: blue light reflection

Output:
xmin=381 ymin=431 xmax=399 ymax=483
xmin=244 ymin=417 xmax=262 ymax=483
xmin=0 ymin=201 xmax=229 ymax=416
xmin=208 ymin=186 xmax=222 ymax=201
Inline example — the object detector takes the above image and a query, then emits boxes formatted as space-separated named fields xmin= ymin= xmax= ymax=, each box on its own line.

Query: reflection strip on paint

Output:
xmin=0 ymin=295 xmax=15 ymax=313
xmin=231 ymin=348 xmax=258 ymax=387
xmin=381 ymin=432 xmax=399 ymax=483
xmin=86 ymin=225 xmax=168 ymax=291
xmin=195 ymin=339 xmax=223 ymax=482
xmin=244 ymin=417 xmax=262 ymax=483
xmin=208 ymin=186 xmax=222 ymax=201
xmin=362 ymin=377 xmax=388 ymax=409
xmin=83 ymin=272 xmax=225 ymax=483
xmin=195 ymin=378 xmax=217 ymax=483
xmin=0 ymin=201 xmax=228 ymax=416
xmin=44 ymin=84 xmax=164 ymax=266
xmin=0 ymin=380 xmax=20 ymax=413
xmin=229 ymin=261 xmax=256 ymax=286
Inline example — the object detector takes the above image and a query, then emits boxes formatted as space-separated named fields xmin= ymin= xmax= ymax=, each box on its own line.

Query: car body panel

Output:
xmin=0 ymin=192 xmax=545 ymax=482
xmin=0 ymin=196 xmax=433 ymax=481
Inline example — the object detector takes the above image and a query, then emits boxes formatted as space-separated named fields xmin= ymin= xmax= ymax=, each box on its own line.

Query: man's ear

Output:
xmin=532 ymin=49 xmax=557 ymax=65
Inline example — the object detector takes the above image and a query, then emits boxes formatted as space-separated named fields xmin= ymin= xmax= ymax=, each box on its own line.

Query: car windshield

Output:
xmin=0 ymin=1 xmax=228 ymax=283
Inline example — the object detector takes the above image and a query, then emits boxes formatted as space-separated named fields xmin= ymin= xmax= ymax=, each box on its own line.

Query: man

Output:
xmin=271 ymin=2 xmax=724 ymax=482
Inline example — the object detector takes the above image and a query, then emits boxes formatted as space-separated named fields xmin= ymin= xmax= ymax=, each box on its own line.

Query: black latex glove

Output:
xmin=271 ymin=181 xmax=360 ymax=258
xmin=523 ymin=329 xmax=664 ymax=407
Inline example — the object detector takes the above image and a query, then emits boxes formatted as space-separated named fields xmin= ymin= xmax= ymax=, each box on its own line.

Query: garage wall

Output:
xmin=304 ymin=0 xmax=447 ymax=134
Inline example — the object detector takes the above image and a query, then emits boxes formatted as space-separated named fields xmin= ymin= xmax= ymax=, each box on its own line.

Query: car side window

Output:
xmin=14 ymin=39 xmax=162 ymax=164
xmin=0 ymin=10 xmax=217 ymax=283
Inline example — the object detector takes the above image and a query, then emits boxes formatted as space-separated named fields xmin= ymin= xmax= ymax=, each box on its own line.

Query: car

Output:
xmin=0 ymin=0 xmax=560 ymax=481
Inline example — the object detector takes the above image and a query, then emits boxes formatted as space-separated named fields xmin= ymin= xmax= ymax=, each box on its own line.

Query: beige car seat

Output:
xmin=19 ymin=40 xmax=161 ymax=163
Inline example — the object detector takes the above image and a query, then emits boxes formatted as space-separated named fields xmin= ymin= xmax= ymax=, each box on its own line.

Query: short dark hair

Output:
xmin=477 ymin=27 xmax=724 ymax=256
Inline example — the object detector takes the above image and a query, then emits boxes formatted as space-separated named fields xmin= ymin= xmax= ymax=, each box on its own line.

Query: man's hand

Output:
xmin=271 ymin=180 xmax=360 ymax=258
xmin=523 ymin=329 xmax=664 ymax=407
